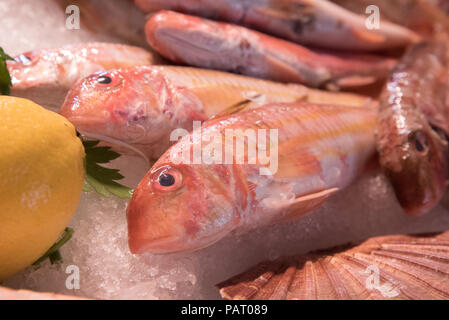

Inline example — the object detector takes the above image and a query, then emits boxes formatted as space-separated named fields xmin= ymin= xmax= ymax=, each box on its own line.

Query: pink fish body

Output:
xmin=145 ymin=10 xmax=397 ymax=89
xmin=7 ymin=42 xmax=157 ymax=108
xmin=60 ymin=66 xmax=373 ymax=159
xmin=136 ymin=0 xmax=418 ymax=51
xmin=127 ymin=102 xmax=376 ymax=253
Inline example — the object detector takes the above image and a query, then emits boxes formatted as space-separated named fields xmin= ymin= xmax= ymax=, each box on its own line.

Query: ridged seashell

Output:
xmin=217 ymin=231 xmax=449 ymax=300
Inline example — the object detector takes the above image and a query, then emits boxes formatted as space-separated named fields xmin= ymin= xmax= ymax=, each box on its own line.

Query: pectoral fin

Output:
xmin=332 ymin=75 xmax=378 ymax=89
xmin=210 ymin=99 xmax=253 ymax=120
xmin=279 ymin=188 xmax=339 ymax=222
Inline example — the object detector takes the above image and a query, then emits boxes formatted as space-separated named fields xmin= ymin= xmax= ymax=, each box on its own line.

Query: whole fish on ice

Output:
xmin=136 ymin=0 xmax=419 ymax=51
xmin=60 ymin=65 xmax=374 ymax=160
xmin=145 ymin=10 xmax=397 ymax=89
xmin=127 ymin=102 xmax=377 ymax=253
xmin=7 ymin=42 xmax=158 ymax=108
xmin=376 ymin=40 xmax=449 ymax=216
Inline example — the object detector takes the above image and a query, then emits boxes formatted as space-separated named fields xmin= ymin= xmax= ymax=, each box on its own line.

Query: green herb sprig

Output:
xmin=82 ymin=139 xmax=134 ymax=199
xmin=0 ymin=47 xmax=13 ymax=95
xmin=33 ymin=228 xmax=74 ymax=267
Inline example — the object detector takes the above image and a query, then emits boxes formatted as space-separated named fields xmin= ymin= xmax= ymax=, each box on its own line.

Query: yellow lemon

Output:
xmin=0 ymin=96 xmax=85 ymax=280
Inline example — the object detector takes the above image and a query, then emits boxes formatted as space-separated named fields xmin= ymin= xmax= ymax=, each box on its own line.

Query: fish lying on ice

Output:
xmin=127 ymin=102 xmax=377 ymax=254
xmin=7 ymin=42 xmax=158 ymax=109
xmin=59 ymin=65 xmax=375 ymax=160
xmin=376 ymin=40 xmax=449 ymax=216
xmin=135 ymin=0 xmax=419 ymax=51
xmin=144 ymin=10 xmax=397 ymax=89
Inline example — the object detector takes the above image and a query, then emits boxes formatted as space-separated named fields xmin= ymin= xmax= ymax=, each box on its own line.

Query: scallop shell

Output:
xmin=217 ymin=231 xmax=449 ymax=300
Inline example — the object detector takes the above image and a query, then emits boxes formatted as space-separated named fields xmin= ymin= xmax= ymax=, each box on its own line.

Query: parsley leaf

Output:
xmin=33 ymin=227 xmax=74 ymax=267
xmin=0 ymin=47 xmax=13 ymax=95
xmin=82 ymin=139 xmax=134 ymax=199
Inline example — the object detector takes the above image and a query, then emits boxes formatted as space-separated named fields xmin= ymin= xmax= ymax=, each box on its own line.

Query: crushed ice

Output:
xmin=2 ymin=0 xmax=449 ymax=299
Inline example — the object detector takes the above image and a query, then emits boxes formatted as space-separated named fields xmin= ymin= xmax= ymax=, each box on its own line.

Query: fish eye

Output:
xmin=409 ymin=130 xmax=429 ymax=155
xmin=96 ymin=75 xmax=112 ymax=84
xmin=159 ymin=173 xmax=175 ymax=187
xmin=151 ymin=166 xmax=183 ymax=192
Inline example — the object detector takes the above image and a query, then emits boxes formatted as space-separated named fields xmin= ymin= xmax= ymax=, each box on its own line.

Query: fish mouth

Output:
xmin=386 ymin=167 xmax=445 ymax=216
xmin=64 ymin=115 xmax=108 ymax=126
xmin=402 ymin=202 xmax=438 ymax=216
xmin=394 ymin=183 xmax=443 ymax=216
xmin=129 ymin=220 xmax=237 ymax=254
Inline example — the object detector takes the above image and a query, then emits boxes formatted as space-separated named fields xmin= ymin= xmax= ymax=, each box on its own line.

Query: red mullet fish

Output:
xmin=59 ymin=66 xmax=375 ymax=161
xmin=144 ymin=11 xmax=397 ymax=90
xmin=7 ymin=42 xmax=158 ymax=108
xmin=127 ymin=102 xmax=376 ymax=253
xmin=376 ymin=40 xmax=449 ymax=216
xmin=136 ymin=0 xmax=419 ymax=51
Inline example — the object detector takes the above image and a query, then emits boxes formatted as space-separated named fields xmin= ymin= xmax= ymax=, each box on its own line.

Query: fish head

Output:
xmin=145 ymin=10 xmax=232 ymax=66
xmin=127 ymin=145 xmax=243 ymax=254
xmin=378 ymin=113 xmax=448 ymax=215
xmin=60 ymin=67 xmax=176 ymax=153
xmin=7 ymin=50 xmax=60 ymax=89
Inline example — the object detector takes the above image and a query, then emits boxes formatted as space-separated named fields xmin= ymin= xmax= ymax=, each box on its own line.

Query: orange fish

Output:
xmin=136 ymin=0 xmax=418 ymax=51
xmin=7 ymin=42 xmax=158 ymax=108
xmin=127 ymin=102 xmax=376 ymax=254
xmin=144 ymin=10 xmax=398 ymax=89
xmin=60 ymin=66 xmax=373 ymax=160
